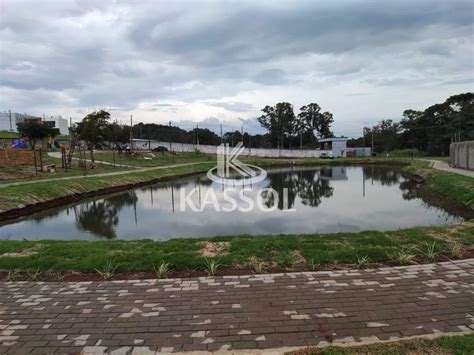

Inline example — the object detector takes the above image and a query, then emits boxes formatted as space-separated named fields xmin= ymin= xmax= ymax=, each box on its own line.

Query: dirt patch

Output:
xmin=291 ymin=250 xmax=307 ymax=268
xmin=0 ymin=243 xmax=44 ymax=258
xmin=0 ymin=251 xmax=37 ymax=258
xmin=0 ymin=149 xmax=34 ymax=168
xmin=199 ymin=241 xmax=230 ymax=257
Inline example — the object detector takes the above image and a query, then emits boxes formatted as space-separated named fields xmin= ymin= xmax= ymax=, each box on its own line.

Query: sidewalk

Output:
xmin=425 ymin=159 xmax=474 ymax=177
xmin=1 ymin=259 xmax=473 ymax=354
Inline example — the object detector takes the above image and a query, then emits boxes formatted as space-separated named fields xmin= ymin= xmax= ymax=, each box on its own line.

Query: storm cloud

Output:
xmin=0 ymin=0 xmax=472 ymax=136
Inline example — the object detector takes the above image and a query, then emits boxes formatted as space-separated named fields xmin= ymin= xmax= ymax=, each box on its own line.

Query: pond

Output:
xmin=0 ymin=165 xmax=464 ymax=240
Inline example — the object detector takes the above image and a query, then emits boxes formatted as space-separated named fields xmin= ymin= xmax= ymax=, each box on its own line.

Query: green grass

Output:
xmin=0 ymin=131 xmax=20 ymax=139
xmin=403 ymin=160 xmax=474 ymax=208
xmin=83 ymin=151 xmax=214 ymax=166
xmin=288 ymin=333 xmax=474 ymax=354
xmin=0 ymin=222 xmax=472 ymax=274
xmin=0 ymin=162 xmax=214 ymax=212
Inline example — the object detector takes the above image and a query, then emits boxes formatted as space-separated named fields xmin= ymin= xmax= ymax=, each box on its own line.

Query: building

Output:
xmin=0 ymin=111 xmax=42 ymax=131
xmin=318 ymin=137 xmax=349 ymax=157
xmin=346 ymin=147 xmax=372 ymax=157
xmin=43 ymin=116 xmax=69 ymax=135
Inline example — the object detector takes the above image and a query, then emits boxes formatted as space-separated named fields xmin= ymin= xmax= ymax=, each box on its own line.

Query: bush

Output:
xmin=388 ymin=149 xmax=426 ymax=157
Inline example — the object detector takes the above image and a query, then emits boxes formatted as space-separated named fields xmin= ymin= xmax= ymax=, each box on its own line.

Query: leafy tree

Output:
xmin=76 ymin=110 xmax=111 ymax=164
xmin=17 ymin=121 xmax=58 ymax=149
xmin=297 ymin=103 xmax=334 ymax=139
xmin=258 ymin=102 xmax=296 ymax=148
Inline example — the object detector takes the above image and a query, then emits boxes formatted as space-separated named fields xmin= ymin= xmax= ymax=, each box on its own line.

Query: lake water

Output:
xmin=0 ymin=165 xmax=464 ymax=240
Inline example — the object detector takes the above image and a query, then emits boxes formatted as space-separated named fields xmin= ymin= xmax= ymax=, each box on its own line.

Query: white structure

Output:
xmin=449 ymin=141 xmax=474 ymax=171
xmin=43 ymin=115 xmax=69 ymax=135
xmin=0 ymin=111 xmax=42 ymax=131
xmin=318 ymin=137 xmax=348 ymax=157
xmin=346 ymin=147 xmax=372 ymax=157
xmin=131 ymin=139 xmax=333 ymax=159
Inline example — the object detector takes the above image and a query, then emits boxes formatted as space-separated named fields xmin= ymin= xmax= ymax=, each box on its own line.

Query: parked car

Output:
xmin=320 ymin=152 xmax=335 ymax=159
xmin=152 ymin=146 xmax=169 ymax=153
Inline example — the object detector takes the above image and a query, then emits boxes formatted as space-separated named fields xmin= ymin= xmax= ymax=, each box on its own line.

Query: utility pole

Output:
xmin=169 ymin=121 xmax=172 ymax=151
xmin=220 ymin=124 xmax=223 ymax=143
xmin=196 ymin=124 xmax=200 ymax=147
xmin=8 ymin=110 xmax=12 ymax=131
xmin=129 ymin=115 xmax=133 ymax=153
xmin=371 ymin=129 xmax=374 ymax=154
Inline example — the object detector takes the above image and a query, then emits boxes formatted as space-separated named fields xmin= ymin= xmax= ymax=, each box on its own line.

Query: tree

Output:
xmin=257 ymin=102 xmax=296 ymax=148
xmin=17 ymin=121 xmax=58 ymax=149
xmin=76 ymin=110 xmax=111 ymax=164
xmin=297 ymin=103 xmax=334 ymax=140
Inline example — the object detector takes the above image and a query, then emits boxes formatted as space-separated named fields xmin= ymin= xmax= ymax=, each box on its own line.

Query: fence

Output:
xmin=449 ymin=141 xmax=474 ymax=171
xmin=131 ymin=139 xmax=335 ymax=158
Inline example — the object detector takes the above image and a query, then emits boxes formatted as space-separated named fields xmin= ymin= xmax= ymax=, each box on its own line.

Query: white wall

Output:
xmin=132 ymin=139 xmax=333 ymax=158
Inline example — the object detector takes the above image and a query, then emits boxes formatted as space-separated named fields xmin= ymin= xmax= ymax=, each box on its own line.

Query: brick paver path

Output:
xmin=1 ymin=260 xmax=473 ymax=354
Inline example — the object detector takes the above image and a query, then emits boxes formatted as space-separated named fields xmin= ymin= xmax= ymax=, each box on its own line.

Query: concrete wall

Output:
xmin=449 ymin=141 xmax=474 ymax=171
xmin=131 ymin=139 xmax=335 ymax=158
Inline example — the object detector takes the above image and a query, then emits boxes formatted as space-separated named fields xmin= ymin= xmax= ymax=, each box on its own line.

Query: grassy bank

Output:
xmin=0 ymin=156 xmax=408 ymax=215
xmin=0 ymin=221 xmax=472 ymax=278
xmin=288 ymin=333 xmax=474 ymax=355
xmin=0 ymin=161 xmax=214 ymax=213
xmin=403 ymin=160 xmax=474 ymax=208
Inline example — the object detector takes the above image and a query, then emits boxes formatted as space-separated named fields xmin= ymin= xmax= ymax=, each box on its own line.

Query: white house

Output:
xmin=0 ymin=111 xmax=42 ymax=131
xmin=43 ymin=116 xmax=69 ymax=135
xmin=318 ymin=137 xmax=349 ymax=157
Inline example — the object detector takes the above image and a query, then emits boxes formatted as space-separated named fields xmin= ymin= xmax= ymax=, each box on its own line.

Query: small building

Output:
xmin=318 ymin=137 xmax=348 ymax=157
xmin=0 ymin=112 xmax=42 ymax=131
xmin=346 ymin=147 xmax=372 ymax=157
xmin=43 ymin=116 xmax=69 ymax=135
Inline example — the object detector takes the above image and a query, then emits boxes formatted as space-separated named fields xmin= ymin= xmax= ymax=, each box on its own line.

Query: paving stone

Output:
xmin=0 ymin=259 xmax=473 ymax=353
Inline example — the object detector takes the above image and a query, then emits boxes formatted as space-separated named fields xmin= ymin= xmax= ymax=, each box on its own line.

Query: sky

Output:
xmin=0 ymin=0 xmax=473 ymax=137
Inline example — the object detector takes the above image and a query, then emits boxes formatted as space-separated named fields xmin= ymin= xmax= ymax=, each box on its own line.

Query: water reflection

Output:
xmin=0 ymin=165 xmax=466 ymax=240
xmin=73 ymin=192 xmax=138 ymax=239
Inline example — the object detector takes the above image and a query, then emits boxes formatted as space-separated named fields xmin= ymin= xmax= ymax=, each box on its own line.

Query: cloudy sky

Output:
xmin=0 ymin=0 xmax=473 ymax=137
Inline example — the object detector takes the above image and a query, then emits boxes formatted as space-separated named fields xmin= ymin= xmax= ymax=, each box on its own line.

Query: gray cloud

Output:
xmin=0 ymin=0 xmax=472 ymax=137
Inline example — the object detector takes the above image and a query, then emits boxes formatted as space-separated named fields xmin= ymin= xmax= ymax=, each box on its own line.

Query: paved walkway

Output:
xmin=0 ymin=260 xmax=473 ymax=354
xmin=425 ymin=159 xmax=474 ymax=177
xmin=0 ymin=162 xmax=205 ymax=189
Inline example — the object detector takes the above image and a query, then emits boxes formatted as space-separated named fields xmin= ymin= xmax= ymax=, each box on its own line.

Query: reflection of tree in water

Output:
xmin=398 ymin=180 xmax=420 ymax=201
xmin=261 ymin=169 xmax=334 ymax=209
xmin=298 ymin=171 xmax=334 ymax=207
xmin=362 ymin=166 xmax=401 ymax=186
xmin=74 ymin=191 xmax=138 ymax=239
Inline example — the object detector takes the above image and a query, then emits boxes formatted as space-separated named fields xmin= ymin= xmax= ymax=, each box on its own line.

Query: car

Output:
xmin=152 ymin=146 xmax=169 ymax=153
xmin=320 ymin=152 xmax=335 ymax=159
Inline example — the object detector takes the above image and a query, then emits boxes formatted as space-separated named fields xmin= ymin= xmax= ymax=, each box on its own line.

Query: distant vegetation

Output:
xmin=65 ymin=92 xmax=472 ymax=155
xmin=348 ymin=93 xmax=473 ymax=156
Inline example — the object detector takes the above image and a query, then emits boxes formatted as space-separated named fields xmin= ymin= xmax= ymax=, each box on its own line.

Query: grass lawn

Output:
xmin=403 ymin=160 xmax=474 ymax=208
xmin=87 ymin=151 xmax=215 ymax=166
xmin=0 ymin=161 xmax=214 ymax=213
xmin=288 ymin=333 xmax=474 ymax=354
xmin=0 ymin=221 xmax=472 ymax=277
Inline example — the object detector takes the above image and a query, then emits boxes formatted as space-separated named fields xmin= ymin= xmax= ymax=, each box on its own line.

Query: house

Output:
xmin=318 ymin=137 xmax=348 ymax=157
xmin=0 ymin=112 xmax=42 ymax=131
xmin=43 ymin=116 xmax=69 ymax=135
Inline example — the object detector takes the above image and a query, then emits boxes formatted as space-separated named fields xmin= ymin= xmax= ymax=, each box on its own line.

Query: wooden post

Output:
xmin=33 ymin=150 xmax=38 ymax=176
xmin=39 ymin=148 xmax=43 ymax=172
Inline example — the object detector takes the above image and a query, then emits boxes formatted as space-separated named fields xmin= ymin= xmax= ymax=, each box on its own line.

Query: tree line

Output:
xmin=348 ymin=93 xmax=473 ymax=155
